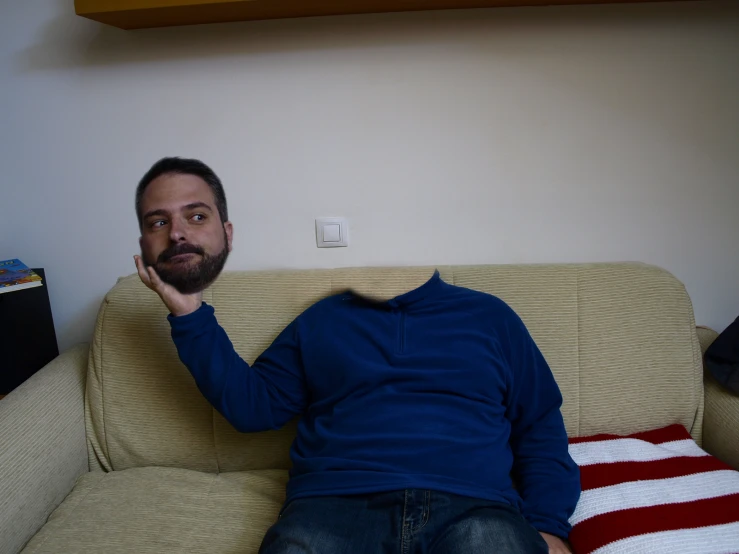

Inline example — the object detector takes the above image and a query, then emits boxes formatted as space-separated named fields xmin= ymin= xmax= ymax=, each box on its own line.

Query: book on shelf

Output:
xmin=0 ymin=259 xmax=44 ymax=294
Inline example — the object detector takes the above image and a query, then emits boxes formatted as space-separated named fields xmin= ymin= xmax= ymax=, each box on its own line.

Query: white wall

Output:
xmin=1 ymin=0 xmax=738 ymax=351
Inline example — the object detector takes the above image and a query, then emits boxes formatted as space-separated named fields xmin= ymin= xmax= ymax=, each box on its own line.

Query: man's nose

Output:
xmin=168 ymin=218 xmax=188 ymax=242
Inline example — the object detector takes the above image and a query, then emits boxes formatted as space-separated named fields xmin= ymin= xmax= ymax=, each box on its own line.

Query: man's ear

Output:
xmin=224 ymin=221 xmax=234 ymax=252
xmin=139 ymin=236 xmax=143 ymax=250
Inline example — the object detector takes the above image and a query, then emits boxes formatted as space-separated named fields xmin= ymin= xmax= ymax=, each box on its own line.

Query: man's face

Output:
xmin=139 ymin=173 xmax=233 ymax=295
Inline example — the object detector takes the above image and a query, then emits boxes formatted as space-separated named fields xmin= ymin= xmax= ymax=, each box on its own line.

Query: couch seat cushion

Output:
xmin=21 ymin=467 xmax=288 ymax=553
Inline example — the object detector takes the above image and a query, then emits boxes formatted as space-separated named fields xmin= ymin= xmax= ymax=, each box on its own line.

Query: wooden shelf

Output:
xmin=75 ymin=0 xmax=694 ymax=30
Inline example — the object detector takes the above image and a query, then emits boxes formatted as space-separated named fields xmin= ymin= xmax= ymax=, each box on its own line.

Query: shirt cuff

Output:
xmin=527 ymin=514 xmax=570 ymax=540
xmin=167 ymin=302 xmax=213 ymax=330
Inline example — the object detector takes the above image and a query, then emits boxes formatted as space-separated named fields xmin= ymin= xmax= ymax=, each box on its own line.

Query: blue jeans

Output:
xmin=259 ymin=489 xmax=549 ymax=554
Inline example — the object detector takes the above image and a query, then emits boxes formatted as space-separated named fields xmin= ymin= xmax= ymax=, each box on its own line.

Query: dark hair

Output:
xmin=135 ymin=157 xmax=228 ymax=230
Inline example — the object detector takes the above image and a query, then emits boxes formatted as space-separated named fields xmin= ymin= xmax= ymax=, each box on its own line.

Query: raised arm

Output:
xmin=169 ymin=303 xmax=306 ymax=432
xmin=135 ymin=255 xmax=306 ymax=432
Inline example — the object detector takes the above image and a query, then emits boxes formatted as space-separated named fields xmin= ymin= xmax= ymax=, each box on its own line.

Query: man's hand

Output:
xmin=134 ymin=255 xmax=202 ymax=317
xmin=540 ymin=532 xmax=571 ymax=554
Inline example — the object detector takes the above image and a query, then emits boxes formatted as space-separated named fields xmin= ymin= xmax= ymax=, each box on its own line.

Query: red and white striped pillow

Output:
xmin=567 ymin=425 xmax=739 ymax=554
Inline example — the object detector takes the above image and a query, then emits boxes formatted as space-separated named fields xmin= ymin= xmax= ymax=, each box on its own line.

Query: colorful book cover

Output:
xmin=0 ymin=259 xmax=43 ymax=294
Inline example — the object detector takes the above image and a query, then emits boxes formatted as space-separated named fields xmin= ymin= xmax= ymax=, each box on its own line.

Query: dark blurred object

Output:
xmin=705 ymin=315 xmax=739 ymax=394
xmin=0 ymin=268 xmax=59 ymax=395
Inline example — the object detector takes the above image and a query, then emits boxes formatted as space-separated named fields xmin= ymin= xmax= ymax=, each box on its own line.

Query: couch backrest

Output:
xmin=85 ymin=263 xmax=703 ymax=473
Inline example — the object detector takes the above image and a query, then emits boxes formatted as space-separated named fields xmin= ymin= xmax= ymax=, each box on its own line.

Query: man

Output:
xmin=135 ymin=157 xmax=580 ymax=554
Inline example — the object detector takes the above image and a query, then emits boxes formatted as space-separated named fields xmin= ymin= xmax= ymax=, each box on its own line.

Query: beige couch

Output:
xmin=2 ymin=263 xmax=738 ymax=554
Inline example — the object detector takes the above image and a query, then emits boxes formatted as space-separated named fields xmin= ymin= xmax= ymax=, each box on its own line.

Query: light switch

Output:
xmin=316 ymin=217 xmax=349 ymax=248
xmin=323 ymin=224 xmax=341 ymax=242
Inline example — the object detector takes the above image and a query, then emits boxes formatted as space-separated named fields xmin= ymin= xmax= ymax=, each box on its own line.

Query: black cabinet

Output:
xmin=0 ymin=268 xmax=59 ymax=394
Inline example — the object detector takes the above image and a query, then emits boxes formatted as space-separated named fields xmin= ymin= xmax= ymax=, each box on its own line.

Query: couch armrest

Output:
xmin=698 ymin=327 xmax=739 ymax=470
xmin=696 ymin=326 xmax=719 ymax=357
xmin=0 ymin=344 xmax=89 ymax=554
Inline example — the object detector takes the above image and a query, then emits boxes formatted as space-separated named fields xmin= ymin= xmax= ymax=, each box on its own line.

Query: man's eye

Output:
xmin=191 ymin=214 xmax=206 ymax=222
xmin=151 ymin=220 xmax=167 ymax=228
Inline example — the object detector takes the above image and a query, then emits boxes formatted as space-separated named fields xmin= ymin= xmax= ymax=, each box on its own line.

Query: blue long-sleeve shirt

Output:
xmin=169 ymin=271 xmax=580 ymax=538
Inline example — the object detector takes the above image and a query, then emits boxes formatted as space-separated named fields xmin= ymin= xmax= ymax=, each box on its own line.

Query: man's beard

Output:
xmin=144 ymin=232 xmax=229 ymax=295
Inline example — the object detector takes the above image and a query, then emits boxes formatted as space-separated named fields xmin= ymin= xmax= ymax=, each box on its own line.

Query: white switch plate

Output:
xmin=315 ymin=217 xmax=349 ymax=248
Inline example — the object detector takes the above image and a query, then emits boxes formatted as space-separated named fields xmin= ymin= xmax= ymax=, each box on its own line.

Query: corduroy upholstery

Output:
xmin=4 ymin=263 xmax=733 ymax=554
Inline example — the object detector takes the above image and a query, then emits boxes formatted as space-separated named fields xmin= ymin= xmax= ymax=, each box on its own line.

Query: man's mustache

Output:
xmin=157 ymin=243 xmax=205 ymax=264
